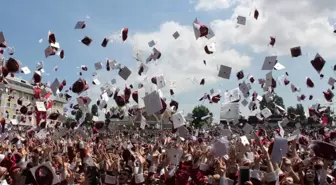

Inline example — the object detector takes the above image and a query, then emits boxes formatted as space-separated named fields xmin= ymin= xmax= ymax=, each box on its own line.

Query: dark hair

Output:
xmin=303 ymin=168 xmax=320 ymax=185
xmin=35 ymin=166 xmax=54 ymax=185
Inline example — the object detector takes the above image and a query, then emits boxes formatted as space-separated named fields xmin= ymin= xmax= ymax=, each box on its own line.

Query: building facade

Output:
xmin=0 ymin=77 xmax=67 ymax=121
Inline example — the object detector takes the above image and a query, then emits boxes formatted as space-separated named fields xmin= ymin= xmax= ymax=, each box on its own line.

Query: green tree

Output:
xmin=64 ymin=117 xmax=75 ymax=128
xmin=75 ymin=109 xmax=93 ymax=127
xmin=110 ymin=106 xmax=125 ymax=118
xmin=91 ymin=104 xmax=99 ymax=117
xmin=75 ymin=109 xmax=83 ymax=122
xmin=83 ymin=112 xmax=93 ymax=127
xmin=287 ymin=104 xmax=306 ymax=123
xmin=259 ymin=94 xmax=285 ymax=115
xmin=295 ymin=104 xmax=306 ymax=122
xmin=191 ymin=105 xmax=212 ymax=128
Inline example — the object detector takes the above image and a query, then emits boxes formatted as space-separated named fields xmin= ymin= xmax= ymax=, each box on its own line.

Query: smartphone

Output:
xmin=239 ymin=166 xmax=250 ymax=185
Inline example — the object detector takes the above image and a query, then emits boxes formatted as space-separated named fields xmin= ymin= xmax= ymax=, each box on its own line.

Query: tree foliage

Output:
xmin=191 ymin=105 xmax=212 ymax=128
xmin=110 ymin=106 xmax=125 ymax=119
xmin=259 ymin=94 xmax=285 ymax=115
xmin=75 ymin=109 xmax=83 ymax=122
xmin=91 ymin=104 xmax=99 ymax=117
xmin=287 ymin=103 xmax=306 ymax=122
xmin=74 ymin=105 xmax=96 ymax=128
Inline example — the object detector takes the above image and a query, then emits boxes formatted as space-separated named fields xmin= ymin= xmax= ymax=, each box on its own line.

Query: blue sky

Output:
xmin=2 ymin=0 xmax=336 ymax=120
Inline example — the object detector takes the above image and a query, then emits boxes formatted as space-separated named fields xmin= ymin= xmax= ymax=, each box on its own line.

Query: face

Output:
xmin=305 ymin=169 xmax=315 ymax=182
xmin=118 ymin=170 xmax=130 ymax=184
xmin=282 ymin=177 xmax=294 ymax=185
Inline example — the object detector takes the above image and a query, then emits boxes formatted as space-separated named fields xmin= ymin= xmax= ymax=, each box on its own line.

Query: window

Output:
xmin=12 ymin=115 xmax=15 ymax=119
xmin=6 ymin=103 xmax=10 ymax=107
xmin=13 ymin=104 xmax=17 ymax=108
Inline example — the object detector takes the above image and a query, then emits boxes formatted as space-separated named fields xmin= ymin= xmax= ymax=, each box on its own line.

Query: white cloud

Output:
xmin=86 ymin=21 xmax=252 ymax=118
xmin=88 ymin=0 xmax=336 ymax=119
xmin=194 ymin=0 xmax=234 ymax=11
xmin=199 ymin=0 xmax=336 ymax=58
xmin=117 ymin=21 xmax=251 ymax=95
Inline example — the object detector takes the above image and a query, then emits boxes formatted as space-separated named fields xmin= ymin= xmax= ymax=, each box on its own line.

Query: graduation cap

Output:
xmin=309 ymin=140 xmax=336 ymax=160
xmin=118 ymin=66 xmax=132 ymax=80
xmin=170 ymin=100 xmax=179 ymax=111
xmin=19 ymin=105 xmax=28 ymax=115
xmin=200 ymin=78 xmax=205 ymax=85
xmin=81 ymin=36 xmax=92 ymax=46
xmin=151 ymin=77 xmax=157 ymax=84
xmin=132 ymin=91 xmax=138 ymax=103
xmin=218 ymin=65 xmax=232 ymax=79
xmin=323 ymin=89 xmax=334 ymax=102
xmin=27 ymin=130 xmax=35 ymax=137
xmin=17 ymin=98 xmax=23 ymax=106
xmin=173 ymin=31 xmax=180 ymax=39
xmin=254 ymin=9 xmax=259 ymax=20
xmin=237 ymin=16 xmax=246 ymax=25
xmin=45 ymin=46 xmax=56 ymax=58
xmin=74 ymin=21 xmax=86 ymax=29
xmin=204 ymin=43 xmax=215 ymax=54
xmin=311 ymin=53 xmax=325 ymax=74
xmin=48 ymin=31 xmax=56 ymax=44
xmin=121 ymin=28 xmax=128 ymax=41
xmin=138 ymin=65 xmax=145 ymax=76
xmin=58 ymin=80 xmax=66 ymax=91
xmin=290 ymin=46 xmax=302 ymax=57
xmin=1 ymin=66 xmax=8 ymax=77
xmin=159 ymin=98 xmax=167 ymax=114
xmin=211 ymin=94 xmax=221 ymax=103
xmin=92 ymin=78 xmax=100 ymax=85
xmin=271 ymin=78 xmax=277 ymax=88
xmin=33 ymin=71 xmax=42 ymax=84
xmin=306 ymin=77 xmax=314 ymax=88
xmin=193 ymin=18 xmax=209 ymax=39
xmin=269 ymin=37 xmax=276 ymax=47
xmin=6 ymin=58 xmax=19 ymax=73
xmin=59 ymin=50 xmax=64 ymax=60
xmin=248 ymin=75 xmax=255 ymax=83
xmin=7 ymin=46 xmax=14 ymax=55
xmin=299 ymin=94 xmax=306 ymax=101
xmin=72 ymin=79 xmax=88 ymax=94
xmin=65 ymin=93 xmax=72 ymax=101
xmin=31 ymin=162 xmax=57 ymax=185
xmin=106 ymin=60 xmax=111 ymax=71
xmin=0 ymin=32 xmax=7 ymax=48
xmin=236 ymin=70 xmax=244 ymax=80
xmin=284 ymin=78 xmax=290 ymax=86
xmin=309 ymin=95 xmax=313 ymax=100
xmin=152 ymin=48 xmax=161 ymax=60
xmin=48 ymin=112 xmax=60 ymax=120
xmin=170 ymin=89 xmax=174 ymax=96
xmin=101 ymin=38 xmax=109 ymax=47
xmin=114 ymin=93 xmax=126 ymax=107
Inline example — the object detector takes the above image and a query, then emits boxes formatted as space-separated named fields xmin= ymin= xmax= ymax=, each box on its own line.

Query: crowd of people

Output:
xmin=1 ymin=1 xmax=336 ymax=184
xmin=0 ymin=121 xmax=335 ymax=185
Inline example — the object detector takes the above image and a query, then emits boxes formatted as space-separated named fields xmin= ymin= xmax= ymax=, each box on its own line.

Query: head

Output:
xmin=281 ymin=177 xmax=294 ymax=185
xmin=118 ymin=167 xmax=132 ymax=184
xmin=304 ymin=168 xmax=316 ymax=182
xmin=281 ymin=158 xmax=292 ymax=172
